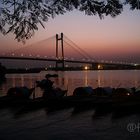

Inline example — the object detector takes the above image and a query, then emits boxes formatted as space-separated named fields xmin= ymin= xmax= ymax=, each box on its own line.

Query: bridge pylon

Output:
xmin=55 ymin=33 xmax=65 ymax=70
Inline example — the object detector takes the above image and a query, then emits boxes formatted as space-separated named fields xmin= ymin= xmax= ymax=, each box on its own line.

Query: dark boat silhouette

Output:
xmin=0 ymin=87 xmax=35 ymax=108
xmin=1 ymin=86 xmax=140 ymax=114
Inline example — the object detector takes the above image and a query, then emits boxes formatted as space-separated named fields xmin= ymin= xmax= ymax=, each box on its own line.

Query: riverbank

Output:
xmin=6 ymin=67 xmax=140 ymax=74
xmin=6 ymin=68 xmax=44 ymax=74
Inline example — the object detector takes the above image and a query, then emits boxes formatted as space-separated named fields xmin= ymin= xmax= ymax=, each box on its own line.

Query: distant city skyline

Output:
xmin=0 ymin=6 xmax=140 ymax=67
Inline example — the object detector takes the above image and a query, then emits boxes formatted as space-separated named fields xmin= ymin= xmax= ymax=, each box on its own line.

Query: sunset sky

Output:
xmin=0 ymin=5 xmax=140 ymax=64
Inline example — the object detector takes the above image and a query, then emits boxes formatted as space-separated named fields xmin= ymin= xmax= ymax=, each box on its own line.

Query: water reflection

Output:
xmin=84 ymin=71 xmax=88 ymax=86
xmin=133 ymin=70 xmax=140 ymax=87
xmin=0 ymin=70 xmax=140 ymax=97
xmin=97 ymin=71 xmax=101 ymax=87
xmin=11 ymin=75 xmax=15 ymax=87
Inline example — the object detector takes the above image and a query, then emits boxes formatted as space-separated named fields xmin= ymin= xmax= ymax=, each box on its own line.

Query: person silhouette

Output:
xmin=41 ymin=74 xmax=54 ymax=98
xmin=44 ymin=74 xmax=54 ymax=91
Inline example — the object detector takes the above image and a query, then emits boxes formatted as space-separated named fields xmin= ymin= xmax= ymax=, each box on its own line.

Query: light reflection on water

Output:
xmin=0 ymin=70 xmax=140 ymax=97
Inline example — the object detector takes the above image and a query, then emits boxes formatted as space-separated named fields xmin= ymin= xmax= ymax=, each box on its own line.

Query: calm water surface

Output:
xmin=0 ymin=70 xmax=140 ymax=140
xmin=1 ymin=70 xmax=140 ymax=96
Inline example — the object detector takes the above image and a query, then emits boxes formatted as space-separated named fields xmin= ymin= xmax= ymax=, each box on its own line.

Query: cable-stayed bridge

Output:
xmin=0 ymin=33 xmax=137 ymax=70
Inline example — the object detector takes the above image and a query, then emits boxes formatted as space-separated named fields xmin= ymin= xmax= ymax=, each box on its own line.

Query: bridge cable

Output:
xmin=5 ymin=35 xmax=56 ymax=57
xmin=64 ymin=35 xmax=95 ymax=61
xmin=63 ymin=40 xmax=90 ymax=59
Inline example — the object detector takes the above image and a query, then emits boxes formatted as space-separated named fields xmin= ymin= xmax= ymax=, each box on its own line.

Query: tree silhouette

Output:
xmin=125 ymin=0 xmax=140 ymax=10
xmin=0 ymin=0 xmax=139 ymax=43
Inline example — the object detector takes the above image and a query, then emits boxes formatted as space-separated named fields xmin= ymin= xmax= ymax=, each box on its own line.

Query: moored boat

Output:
xmin=0 ymin=86 xmax=35 ymax=108
xmin=1 ymin=86 xmax=140 ymax=111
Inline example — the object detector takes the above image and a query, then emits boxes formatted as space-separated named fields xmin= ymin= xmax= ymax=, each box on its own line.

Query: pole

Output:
xmin=56 ymin=34 xmax=58 ymax=59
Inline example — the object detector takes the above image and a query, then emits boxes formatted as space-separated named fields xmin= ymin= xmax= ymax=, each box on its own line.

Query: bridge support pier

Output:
xmin=92 ymin=63 xmax=104 ymax=70
xmin=56 ymin=60 xmax=65 ymax=70
xmin=92 ymin=63 xmax=98 ymax=70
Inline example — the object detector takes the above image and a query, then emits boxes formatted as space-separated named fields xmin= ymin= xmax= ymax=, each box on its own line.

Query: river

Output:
xmin=0 ymin=70 xmax=140 ymax=140
xmin=1 ymin=70 xmax=140 ymax=96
